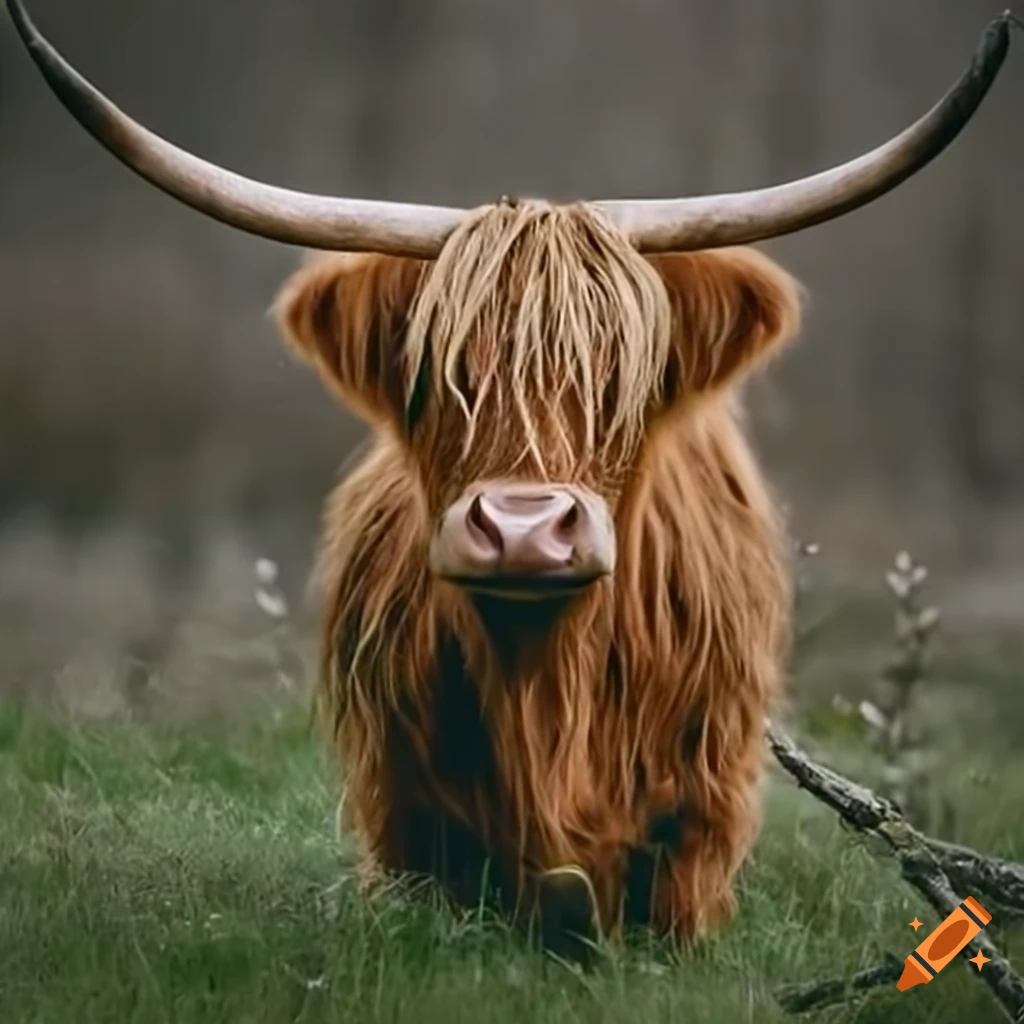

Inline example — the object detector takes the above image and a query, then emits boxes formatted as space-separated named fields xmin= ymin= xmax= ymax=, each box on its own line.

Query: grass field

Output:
xmin=1 ymin=689 xmax=1021 ymax=1024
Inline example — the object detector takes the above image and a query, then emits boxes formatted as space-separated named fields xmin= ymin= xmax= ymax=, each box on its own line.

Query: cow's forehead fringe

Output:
xmin=404 ymin=202 xmax=673 ymax=472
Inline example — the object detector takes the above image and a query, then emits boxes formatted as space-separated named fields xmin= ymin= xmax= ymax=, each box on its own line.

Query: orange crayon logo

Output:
xmin=897 ymin=896 xmax=993 ymax=992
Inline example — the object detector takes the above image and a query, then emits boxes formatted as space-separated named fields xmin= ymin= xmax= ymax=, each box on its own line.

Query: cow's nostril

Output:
xmin=467 ymin=494 xmax=504 ymax=553
xmin=557 ymin=501 xmax=580 ymax=536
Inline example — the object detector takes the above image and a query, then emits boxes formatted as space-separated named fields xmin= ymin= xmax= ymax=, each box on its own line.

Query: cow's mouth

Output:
xmin=442 ymin=569 xmax=608 ymax=602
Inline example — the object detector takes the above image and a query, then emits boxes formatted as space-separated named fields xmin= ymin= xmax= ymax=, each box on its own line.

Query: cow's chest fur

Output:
xmin=401 ymin=615 xmax=695 ymax=906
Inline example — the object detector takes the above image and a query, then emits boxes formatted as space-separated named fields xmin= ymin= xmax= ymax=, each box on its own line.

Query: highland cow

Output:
xmin=271 ymin=207 xmax=801 ymax=950
xmin=8 ymin=0 xmax=1014 ymax=955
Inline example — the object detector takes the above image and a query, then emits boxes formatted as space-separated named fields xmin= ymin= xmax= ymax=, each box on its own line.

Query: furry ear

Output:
xmin=647 ymin=247 xmax=803 ymax=400
xmin=272 ymin=251 xmax=427 ymax=426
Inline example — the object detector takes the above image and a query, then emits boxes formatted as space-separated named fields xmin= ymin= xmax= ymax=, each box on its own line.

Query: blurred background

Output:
xmin=1 ymin=0 xmax=1021 ymax=717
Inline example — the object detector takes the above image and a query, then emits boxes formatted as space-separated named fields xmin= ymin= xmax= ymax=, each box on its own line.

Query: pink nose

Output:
xmin=467 ymin=490 xmax=579 ymax=572
xmin=430 ymin=483 xmax=615 ymax=590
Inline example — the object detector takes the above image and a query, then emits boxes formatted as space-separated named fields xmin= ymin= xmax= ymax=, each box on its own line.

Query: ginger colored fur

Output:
xmin=273 ymin=202 xmax=802 ymax=940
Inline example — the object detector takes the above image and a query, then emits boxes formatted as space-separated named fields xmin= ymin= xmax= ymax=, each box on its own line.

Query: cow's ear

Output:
xmin=648 ymin=247 xmax=803 ymax=400
xmin=272 ymin=251 xmax=428 ymax=426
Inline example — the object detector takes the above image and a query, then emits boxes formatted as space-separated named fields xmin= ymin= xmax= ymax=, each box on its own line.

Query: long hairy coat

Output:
xmin=273 ymin=202 xmax=802 ymax=940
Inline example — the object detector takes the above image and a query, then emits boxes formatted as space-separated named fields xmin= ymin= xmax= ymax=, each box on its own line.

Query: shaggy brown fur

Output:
xmin=273 ymin=201 xmax=802 ymax=941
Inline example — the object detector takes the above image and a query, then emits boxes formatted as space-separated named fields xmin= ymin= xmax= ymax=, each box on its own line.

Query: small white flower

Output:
xmin=859 ymin=700 xmax=888 ymax=731
xmin=885 ymin=571 xmax=909 ymax=599
xmin=255 ymin=558 xmax=279 ymax=585
xmin=255 ymin=588 xmax=288 ymax=619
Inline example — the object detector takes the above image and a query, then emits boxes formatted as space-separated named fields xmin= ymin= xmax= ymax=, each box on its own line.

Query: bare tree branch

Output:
xmin=766 ymin=720 xmax=1024 ymax=1021
xmin=925 ymin=837 xmax=1024 ymax=915
xmin=776 ymin=954 xmax=903 ymax=1014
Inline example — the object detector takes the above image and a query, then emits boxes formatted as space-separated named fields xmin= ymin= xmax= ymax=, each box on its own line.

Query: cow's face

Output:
xmin=275 ymin=204 xmax=801 ymax=602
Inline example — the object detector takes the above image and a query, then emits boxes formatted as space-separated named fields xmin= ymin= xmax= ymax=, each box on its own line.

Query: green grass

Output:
xmin=0 ymin=697 xmax=1020 ymax=1024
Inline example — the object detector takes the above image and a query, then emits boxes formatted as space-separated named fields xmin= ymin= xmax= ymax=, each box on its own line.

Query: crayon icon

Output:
xmin=897 ymin=896 xmax=993 ymax=992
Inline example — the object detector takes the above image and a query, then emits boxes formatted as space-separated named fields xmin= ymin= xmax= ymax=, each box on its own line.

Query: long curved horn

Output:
xmin=596 ymin=14 xmax=1015 ymax=253
xmin=5 ymin=0 xmax=465 ymax=258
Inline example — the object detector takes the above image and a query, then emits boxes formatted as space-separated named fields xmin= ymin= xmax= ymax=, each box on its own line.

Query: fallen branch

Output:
xmin=925 ymin=836 xmax=1024 ymax=915
xmin=776 ymin=953 xmax=903 ymax=1014
xmin=766 ymin=720 xmax=1024 ymax=1021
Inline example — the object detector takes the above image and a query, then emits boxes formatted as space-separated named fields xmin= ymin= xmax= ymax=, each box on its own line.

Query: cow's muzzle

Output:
xmin=429 ymin=482 xmax=615 ymax=598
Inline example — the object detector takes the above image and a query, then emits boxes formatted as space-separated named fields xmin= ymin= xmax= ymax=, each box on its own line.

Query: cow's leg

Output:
xmin=391 ymin=804 xmax=501 ymax=909
xmin=534 ymin=864 xmax=602 ymax=963
xmin=623 ymin=845 xmax=660 ymax=929
xmin=624 ymin=766 xmax=761 ymax=941
xmin=523 ymin=813 xmax=633 ymax=961
xmin=622 ymin=804 xmax=688 ymax=933
xmin=339 ymin=722 xmax=516 ymax=917
xmin=624 ymin=829 xmax=730 ymax=941
xmin=342 ymin=762 xmax=502 ymax=911
xmin=348 ymin=762 xmax=610 ymax=962
xmin=379 ymin=800 xmax=609 ymax=956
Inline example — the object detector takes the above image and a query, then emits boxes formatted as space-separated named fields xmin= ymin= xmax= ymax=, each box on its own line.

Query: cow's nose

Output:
xmin=430 ymin=483 xmax=616 ymax=593
xmin=465 ymin=489 xmax=579 ymax=573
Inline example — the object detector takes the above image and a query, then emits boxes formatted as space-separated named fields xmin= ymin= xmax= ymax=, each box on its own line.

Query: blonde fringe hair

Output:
xmin=404 ymin=202 xmax=673 ymax=475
